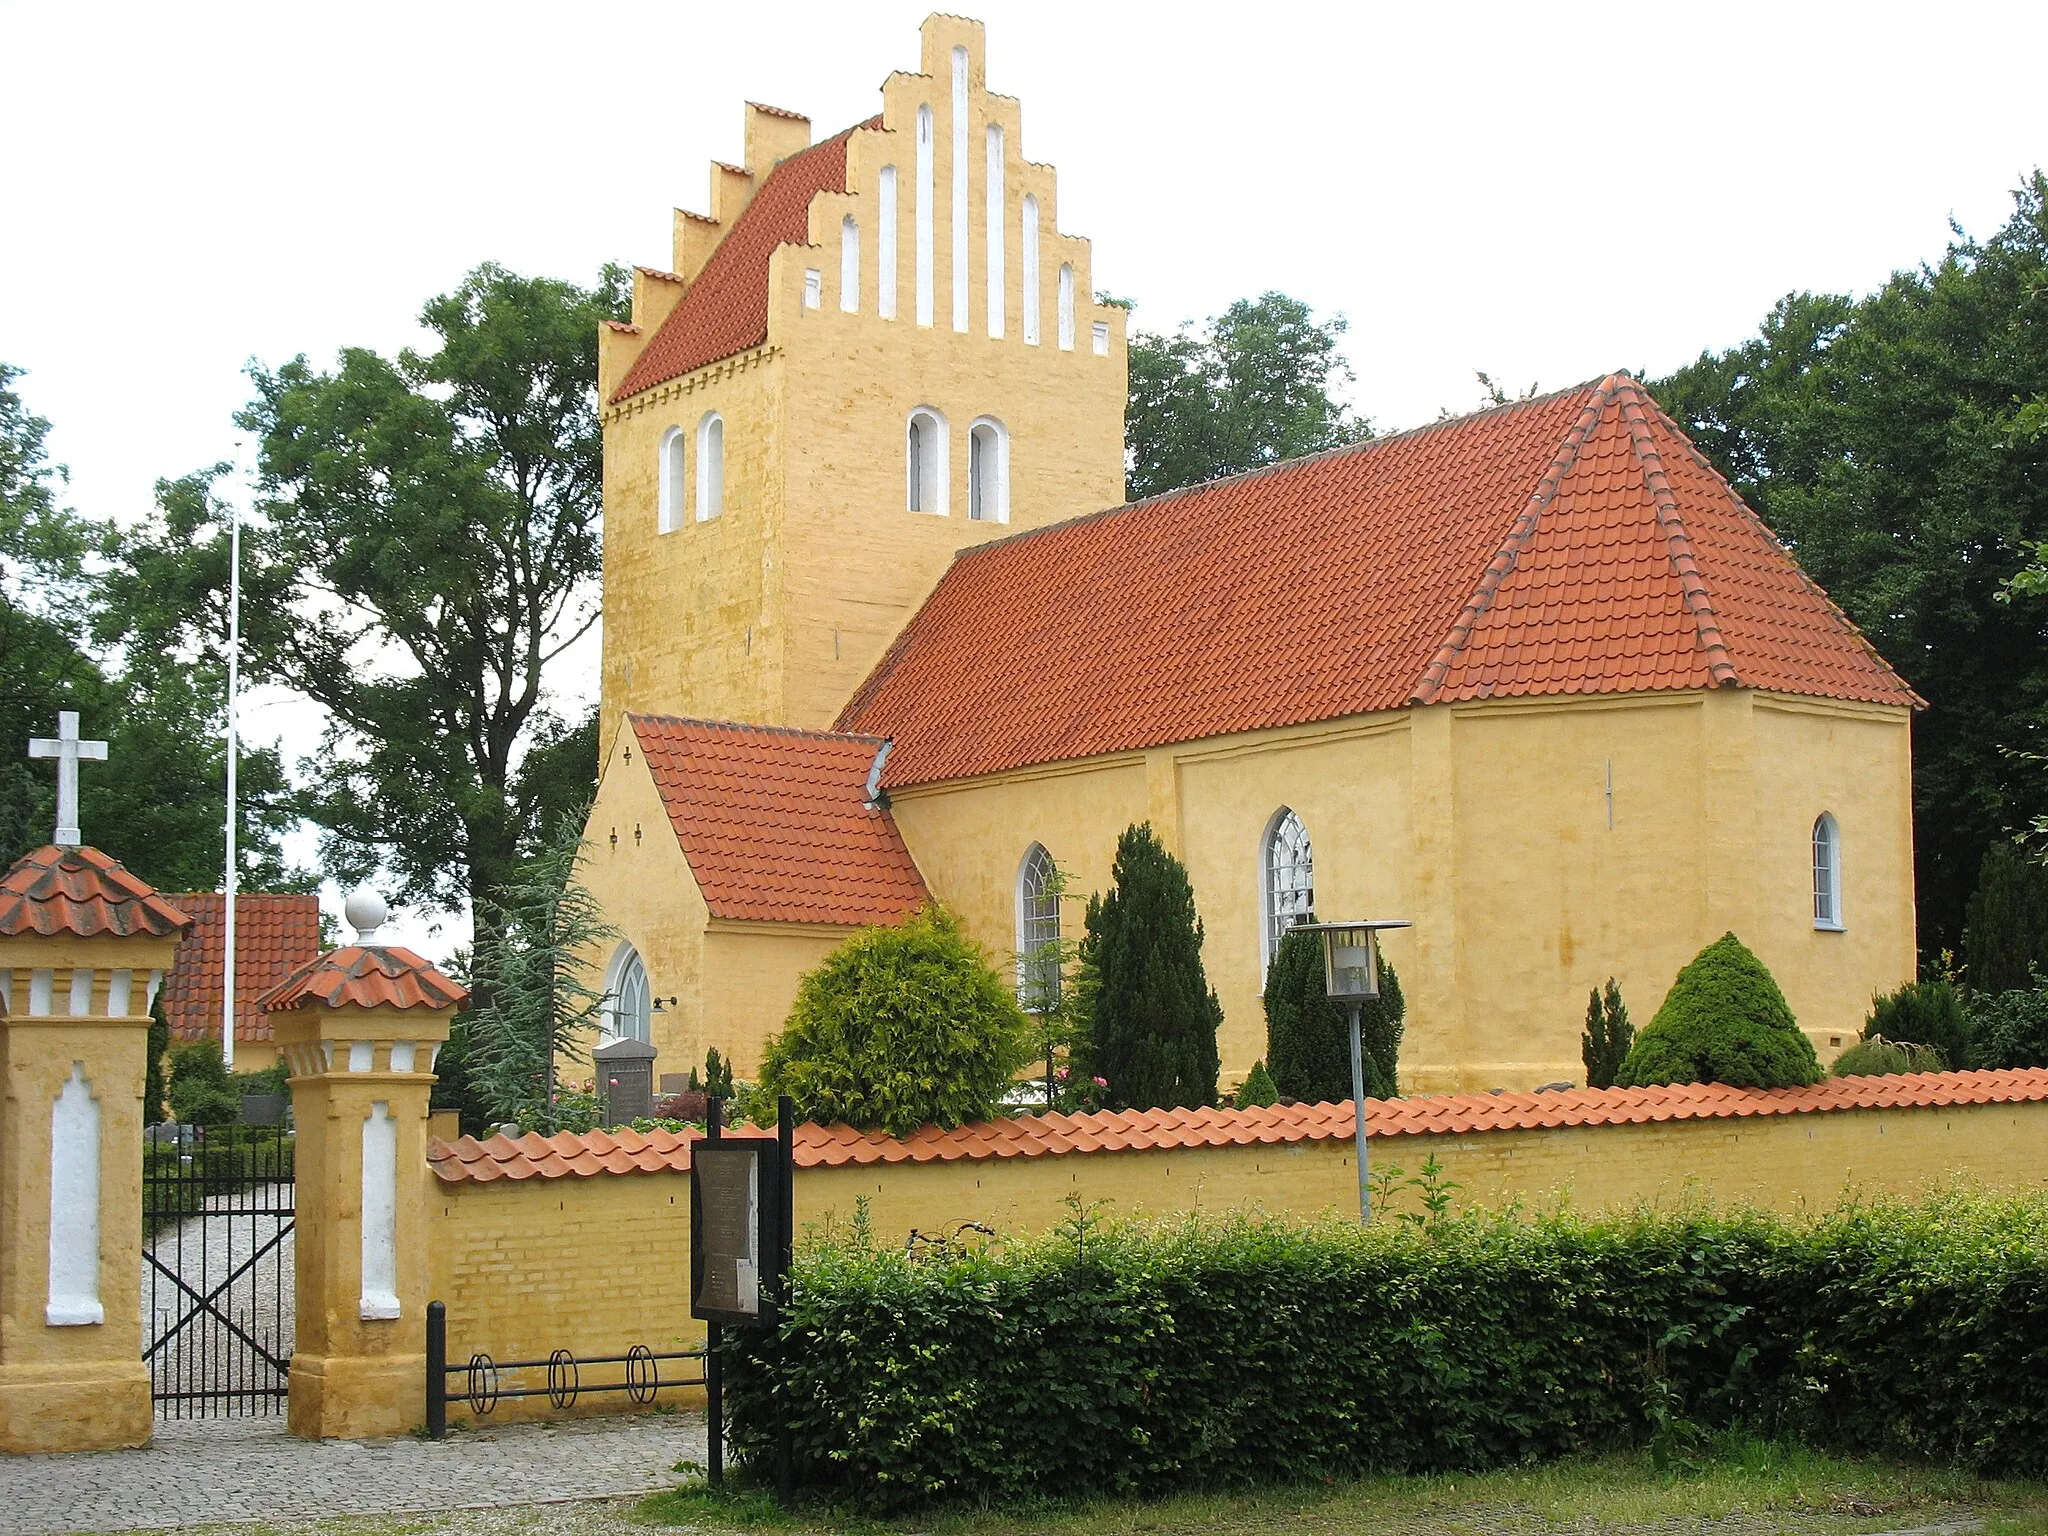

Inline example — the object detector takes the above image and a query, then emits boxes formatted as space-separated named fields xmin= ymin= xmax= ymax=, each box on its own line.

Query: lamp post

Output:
xmin=1296 ymin=920 xmax=1410 ymax=1223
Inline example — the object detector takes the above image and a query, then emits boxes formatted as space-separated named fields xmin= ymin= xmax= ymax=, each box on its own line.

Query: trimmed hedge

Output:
xmin=725 ymin=1196 xmax=2048 ymax=1509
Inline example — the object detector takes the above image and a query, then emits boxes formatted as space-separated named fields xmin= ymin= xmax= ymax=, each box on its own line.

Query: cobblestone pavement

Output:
xmin=0 ymin=1412 xmax=703 ymax=1535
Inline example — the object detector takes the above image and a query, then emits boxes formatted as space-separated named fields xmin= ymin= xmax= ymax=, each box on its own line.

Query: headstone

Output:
xmin=239 ymin=1092 xmax=288 ymax=1125
xmin=594 ymin=1038 xmax=658 ymax=1125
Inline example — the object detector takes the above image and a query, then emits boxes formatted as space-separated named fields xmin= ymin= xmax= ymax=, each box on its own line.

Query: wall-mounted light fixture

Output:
xmin=608 ymin=827 xmax=619 ymax=850
xmin=650 ymin=995 xmax=680 ymax=1013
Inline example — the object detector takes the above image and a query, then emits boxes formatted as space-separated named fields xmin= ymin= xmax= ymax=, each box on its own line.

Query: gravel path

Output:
xmin=0 ymin=1412 xmax=702 ymax=1535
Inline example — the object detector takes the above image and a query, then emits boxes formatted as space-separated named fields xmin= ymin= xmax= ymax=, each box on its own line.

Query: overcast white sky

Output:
xmin=4 ymin=0 xmax=2045 ymax=953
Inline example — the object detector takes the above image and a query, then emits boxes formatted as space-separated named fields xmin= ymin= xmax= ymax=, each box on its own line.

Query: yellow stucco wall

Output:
xmin=889 ymin=690 xmax=1917 ymax=1093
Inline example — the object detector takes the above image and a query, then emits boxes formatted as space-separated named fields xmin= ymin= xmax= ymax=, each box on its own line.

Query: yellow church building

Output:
xmin=580 ymin=15 xmax=1921 ymax=1095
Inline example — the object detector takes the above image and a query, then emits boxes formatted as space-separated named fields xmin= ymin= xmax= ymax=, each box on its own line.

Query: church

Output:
xmin=579 ymin=14 xmax=1921 ymax=1094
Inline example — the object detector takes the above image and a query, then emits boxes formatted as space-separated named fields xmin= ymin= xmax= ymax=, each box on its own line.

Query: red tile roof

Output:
xmin=836 ymin=375 xmax=1920 ymax=789
xmin=0 ymin=845 xmax=191 ymax=939
xmin=258 ymin=944 xmax=468 ymax=1014
xmin=610 ymin=122 xmax=870 ymax=403
xmin=426 ymin=1070 xmax=2048 ymax=1181
xmin=158 ymin=893 xmax=323 ymax=1044
xmin=630 ymin=715 xmax=929 ymax=925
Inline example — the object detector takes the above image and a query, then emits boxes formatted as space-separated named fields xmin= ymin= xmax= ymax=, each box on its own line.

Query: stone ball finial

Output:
xmin=344 ymin=886 xmax=389 ymax=944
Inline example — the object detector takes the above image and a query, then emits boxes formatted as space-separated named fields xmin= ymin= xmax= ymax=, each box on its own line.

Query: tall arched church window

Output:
xmin=968 ymin=417 xmax=1008 ymax=523
xmin=906 ymin=407 xmax=947 ymax=514
xmin=657 ymin=426 xmax=685 ymax=533
xmin=1057 ymin=263 xmax=1075 ymax=350
xmin=1021 ymin=195 xmax=1041 ymax=345
xmin=695 ymin=412 xmax=724 ymax=521
xmin=1813 ymin=813 xmax=1844 ymax=930
xmin=1262 ymin=808 xmax=1315 ymax=971
xmin=605 ymin=943 xmax=652 ymax=1045
xmin=1016 ymin=844 xmax=1060 ymax=1011
xmin=840 ymin=215 xmax=860 ymax=313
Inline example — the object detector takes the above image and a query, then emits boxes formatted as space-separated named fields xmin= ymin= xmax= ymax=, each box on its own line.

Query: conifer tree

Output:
xmin=1617 ymin=933 xmax=1822 ymax=1090
xmin=1264 ymin=920 xmax=1402 ymax=1102
xmin=1233 ymin=1059 xmax=1280 ymax=1108
xmin=1581 ymin=978 xmax=1633 ymax=1089
xmin=1077 ymin=823 xmax=1223 ymax=1110
xmin=1961 ymin=842 xmax=2048 ymax=995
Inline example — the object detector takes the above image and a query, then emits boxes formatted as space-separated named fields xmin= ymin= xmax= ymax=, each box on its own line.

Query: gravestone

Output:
xmin=594 ymin=1038 xmax=658 ymax=1125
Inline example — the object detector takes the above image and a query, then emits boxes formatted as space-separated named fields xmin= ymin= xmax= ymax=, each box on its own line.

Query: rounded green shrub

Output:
xmin=1864 ymin=978 xmax=1970 ymax=1069
xmin=1832 ymin=1035 xmax=1947 ymax=1077
xmin=757 ymin=906 xmax=1030 ymax=1136
xmin=1615 ymin=932 xmax=1823 ymax=1090
xmin=1233 ymin=1059 xmax=1279 ymax=1109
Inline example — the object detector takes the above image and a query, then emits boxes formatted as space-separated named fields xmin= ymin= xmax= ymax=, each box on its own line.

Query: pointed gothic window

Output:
xmin=907 ymin=407 xmax=947 ymax=514
xmin=1813 ymin=813 xmax=1843 ymax=930
xmin=969 ymin=417 xmax=1008 ymax=523
xmin=657 ymin=426 xmax=685 ymax=533
xmin=605 ymin=944 xmax=652 ymax=1045
xmin=696 ymin=412 xmax=724 ymax=521
xmin=1016 ymin=844 xmax=1060 ymax=1012
xmin=1262 ymin=808 xmax=1315 ymax=972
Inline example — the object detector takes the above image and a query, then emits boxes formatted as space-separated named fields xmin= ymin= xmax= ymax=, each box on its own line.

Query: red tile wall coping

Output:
xmin=258 ymin=944 xmax=468 ymax=1014
xmin=0 ymin=844 xmax=191 ymax=939
xmin=425 ymin=1069 xmax=2048 ymax=1183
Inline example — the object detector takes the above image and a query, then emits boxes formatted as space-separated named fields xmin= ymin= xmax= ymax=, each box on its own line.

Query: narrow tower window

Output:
xmin=915 ymin=107 xmax=934 ymax=327
xmin=1016 ymin=843 xmax=1061 ymax=1011
xmin=696 ymin=412 xmax=724 ymax=522
xmin=906 ymin=407 xmax=947 ymax=515
xmin=840 ymin=216 xmax=860 ymax=313
xmin=968 ymin=417 xmax=1009 ymax=523
xmin=1813 ymin=813 xmax=1844 ymax=930
xmin=951 ymin=45 xmax=969 ymax=332
xmin=1057 ymin=263 xmax=1075 ymax=350
xmin=1262 ymin=808 xmax=1315 ymax=973
xmin=878 ymin=165 xmax=898 ymax=319
xmin=1021 ymin=194 xmax=1041 ymax=345
xmin=656 ymin=425 xmax=685 ymax=533
xmin=985 ymin=124 xmax=1005 ymax=338
xmin=605 ymin=943 xmax=652 ymax=1044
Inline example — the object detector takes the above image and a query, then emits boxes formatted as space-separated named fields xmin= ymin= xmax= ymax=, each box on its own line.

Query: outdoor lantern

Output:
xmin=1295 ymin=919 xmax=1411 ymax=1225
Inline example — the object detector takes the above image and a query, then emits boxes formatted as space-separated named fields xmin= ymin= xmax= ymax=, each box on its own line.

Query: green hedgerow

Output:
xmin=1616 ymin=932 xmax=1822 ymax=1090
xmin=756 ymin=906 xmax=1030 ymax=1136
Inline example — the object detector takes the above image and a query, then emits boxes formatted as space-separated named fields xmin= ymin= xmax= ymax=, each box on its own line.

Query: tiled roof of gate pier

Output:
xmin=159 ymin=892 xmax=323 ymax=1043
xmin=0 ymin=844 xmax=191 ymax=938
xmin=425 ymin=1070 xmax=2048 ymax=1180
xmin=258 ymin=944 xmax=468 ymax=1013
xmin=630 ymin=715 xmax=929 ymax=926
xmin=836 ymin=375 xmax=1921 ymax=790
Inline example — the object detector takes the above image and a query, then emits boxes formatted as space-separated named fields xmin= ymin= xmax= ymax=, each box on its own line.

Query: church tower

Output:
xmin=595 ymin=15 xmax=1128 ymax=756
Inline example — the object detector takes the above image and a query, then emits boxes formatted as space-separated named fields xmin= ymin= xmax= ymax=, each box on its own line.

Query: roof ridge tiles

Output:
xmin=1616 ymin=383 xmax=1740 ymax=688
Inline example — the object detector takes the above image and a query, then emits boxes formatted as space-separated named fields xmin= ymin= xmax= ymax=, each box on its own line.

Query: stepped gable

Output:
xmin=257 ymin=944 xmax=467 ymax=1014
xmin=610 ymin=121 xmax=871 ymax=402
xmin=424 ymin=1070 xmax=2048 ymax=1181
xmin=0 ymin=844 xmax=191 ymax=939
xmin=630 ymin=714 xmax=930 ymax=926
xmin=836 ymin=375 xmax=1920 ymax=790
xmin=159 ymin=892 xmax=322 ymax=1044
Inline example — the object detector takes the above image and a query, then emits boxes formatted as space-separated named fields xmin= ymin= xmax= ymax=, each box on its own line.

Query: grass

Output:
xmin=635 ymin=1437 xmax=2048 ymax=1536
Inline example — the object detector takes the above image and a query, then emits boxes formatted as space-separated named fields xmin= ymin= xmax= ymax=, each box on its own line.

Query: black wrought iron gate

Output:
xmin=142 ymin=1125 xmax=295 ymax=1417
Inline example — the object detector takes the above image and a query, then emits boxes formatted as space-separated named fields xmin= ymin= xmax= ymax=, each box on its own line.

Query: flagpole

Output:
xmin=222 ymin=501 xmax=241 ymax=1072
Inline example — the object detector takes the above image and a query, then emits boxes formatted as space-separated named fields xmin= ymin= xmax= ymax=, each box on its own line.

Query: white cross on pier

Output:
xmin=28 ymin=711 xmax=107 ymax=850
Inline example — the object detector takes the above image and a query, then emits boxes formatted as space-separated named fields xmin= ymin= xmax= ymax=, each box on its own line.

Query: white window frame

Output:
xmin=915 ymin=106 xmax=934 ymax=327
xmin=839 ymin=216 xmax=860 ymax=313
xmin=1057 ymin=263 xmax=1075 ymax=350
xmin=695 ymin=412 xmax=724 ymax=521
xmin=1260 ymin=807 xmax=1316 ymax=975
xmin=1015 ymin=843 xmax=1060 ymax=1012
xmin=968 ymin=416 xmax=1009 ymax=523
xmin=906 ymin=406 xmax=948 ymax=515
xmin=656 ymin=425 xmax=685 ymax=533
xmin=1021 ymin=194 xmax=1041 ymax=345
xmin=877 ymin=165 xmax=898 ymax=319
xmin=603 ymin=943 xmax=652 ymax=1045
xmin=950 ymin=46 xmax=969 ymax=333
xmin=985 ymin=123 xmax=1004 ymax=338
xmin=1813 ymin=812 xmax=1844 ymax=931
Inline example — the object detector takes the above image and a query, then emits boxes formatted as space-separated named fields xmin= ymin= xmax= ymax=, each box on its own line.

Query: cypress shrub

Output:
xmin=757 ymin=906 xmax=1030 ymax=1136
xmin=1233 ymin=1059 xmax=1279 ymax=1108
xmin=1615 ymin=932 xmax=1822 ymax=1090
xmin=1864 ymin=979 xmax=1971 ymax=1069
xmin=1832 ymin=1036 xmax=1946 ymax=1077
xmin=1078 ymin=824 xmax=1222 ymax=1110
xmin=1961 ymin=842 xmax=2048 ymax=995
xmin=1263 ymin=922 xmax=1401 ymax=1101
xmin=1581 ymin=978 xmax=1633 ymax=1089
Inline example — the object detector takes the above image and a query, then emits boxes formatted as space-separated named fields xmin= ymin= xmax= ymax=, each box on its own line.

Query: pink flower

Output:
xmin=1093 ymin=1076 xmax=1108 ymax=1087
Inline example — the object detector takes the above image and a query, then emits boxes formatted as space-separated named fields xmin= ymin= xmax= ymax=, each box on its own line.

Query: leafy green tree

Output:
xmin=1966 ymin=987 xmax=2048 ymax=1069
xmin=460 ymin=806 xmax=616 ymax=1132
xmin=1077 ymin=823 xmax=1223 ymax=1110
xmin=1126 ymin=293 xmax=1368 ymax=499
xmin=1233 ymin=1059 xmax=1279 ymax=1109
xmin=1960 ymin=842 xmax=2048 ymax=996
xmin=168 ymin=1043 xmax=241 ymax=1125
xmin=101 ymin=264 xmax=627 ymax=939
xmin=1616 ymin=932 xmax=1823 ymax=1090
xmin=1263 ymin=921 xmax=1401 ymax=1102
xmin=1581 ymin=978 xmax=1634 ymax=1089
xmin=1863 ymin=977 xmax=1972 ymax=1069
xmin=1653 ymin=174 xmax=2048 ymax=954
xmin=757 ymin=906 xmax=1029 ymax=1136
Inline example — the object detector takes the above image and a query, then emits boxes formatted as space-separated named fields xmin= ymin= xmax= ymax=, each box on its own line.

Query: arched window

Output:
xmin=1016 ymin=843 xmax=1060 ymax=1011
xmin=1021 ymin=194 xmax=1041 ymax=345
xmin=1262 ymin=808 xmax=1315 ymax=971
xmin=968 ymin=417 xmax=1008 ymax=523
xmin=696 ymin=412 xmax=724 ymax=521
xmin=1813 ymin=812 xmax=1843 ymax=930
xmin=1057 ymin=263 xmax=1075 ymax=350
xmin=656 ymin=426 xmax=685 ymax=533
xmin=839 ymin=215 xmax=860 ymax=313
xmin=605 ymin=943 xmax=652 ymax=1045
xmin=906 ymin=407 xmax=947 ymax=514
